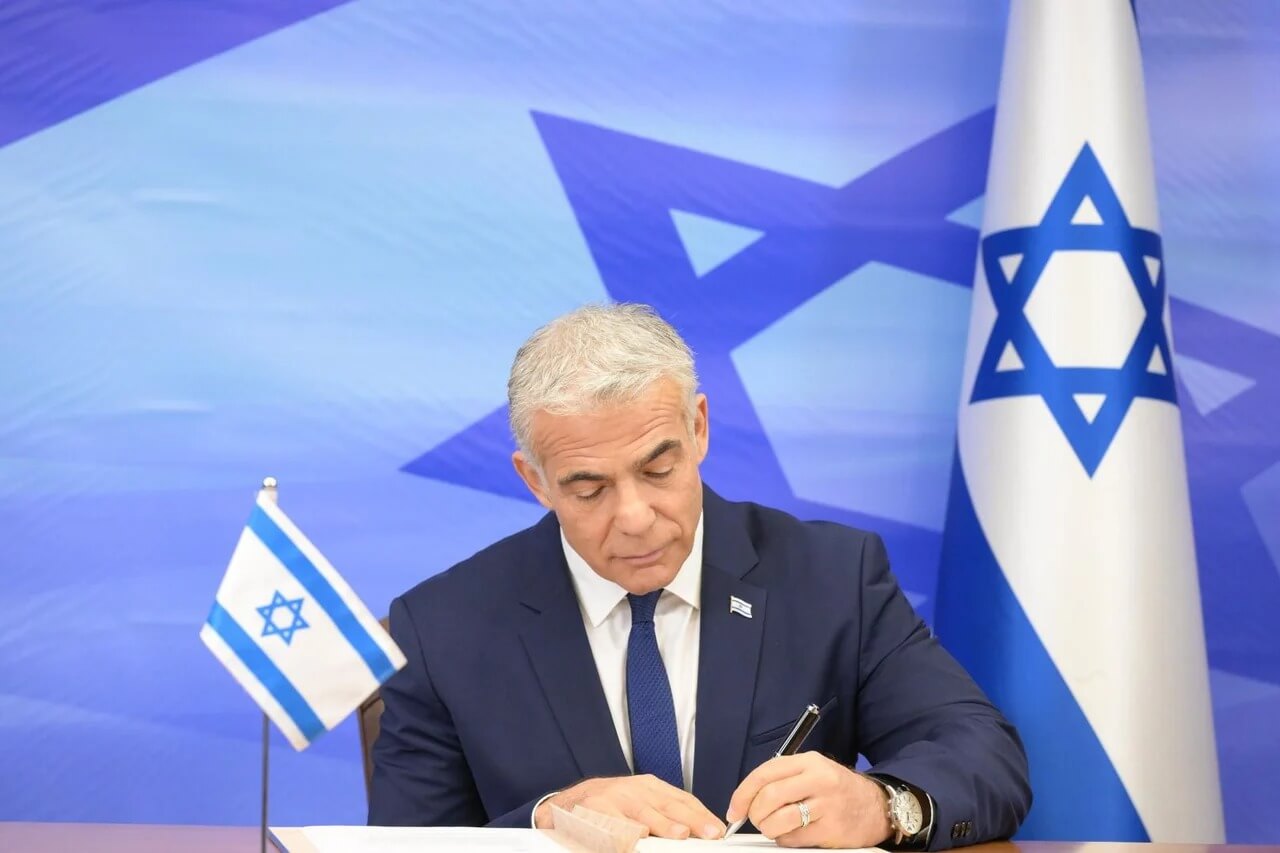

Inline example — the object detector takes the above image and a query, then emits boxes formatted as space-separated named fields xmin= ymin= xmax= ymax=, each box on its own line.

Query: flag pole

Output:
xmin=259 ymin=477 xmax=278 ymax=853
xmin=261 ymin=711 xmax=270 ymax=853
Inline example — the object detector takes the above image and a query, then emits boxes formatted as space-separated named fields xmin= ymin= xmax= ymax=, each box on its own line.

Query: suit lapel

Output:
xmin=517 ymin=513 xmax=630 ymax=780
xmin=692 ymin=489 xmax=765 ymax=819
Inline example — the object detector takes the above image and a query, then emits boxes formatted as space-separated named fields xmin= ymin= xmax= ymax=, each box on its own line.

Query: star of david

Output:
xmin=970 ymin=143 xmax=1177 ymax=476
xmin=401 ymin=109 xmax=998 ymax=590
xmin=399 ymin=108 xmax=1280 ymax=656
xmin=4 ymin=0 xmax=1279 ymax=776
xmin=257 ymin=591 xmax=309 ymax=645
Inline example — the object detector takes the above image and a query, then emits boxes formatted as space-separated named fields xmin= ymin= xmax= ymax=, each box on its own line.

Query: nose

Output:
xmin=613 ymin=477 xmax=657 ymax=537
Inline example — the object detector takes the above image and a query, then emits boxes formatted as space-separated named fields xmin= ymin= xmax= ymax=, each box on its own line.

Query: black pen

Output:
xmin=723 ymin=703 xmax=822 ymax=838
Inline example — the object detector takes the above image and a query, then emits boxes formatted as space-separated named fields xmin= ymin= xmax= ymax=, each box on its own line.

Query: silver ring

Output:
xmin=797 ymin=800 xmax=811 ymax=829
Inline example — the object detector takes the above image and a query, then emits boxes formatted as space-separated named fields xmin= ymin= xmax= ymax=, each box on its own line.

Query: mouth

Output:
xmin=618 ymin=545 xmax=667 ymax=567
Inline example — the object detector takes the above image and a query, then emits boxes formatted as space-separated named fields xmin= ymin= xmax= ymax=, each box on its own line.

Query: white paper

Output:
xmin=284 ymin=826 xmax=564 ymax=853
xmin=636 ymin=838 xmax=778 ymax=850
xmin=274 ymin=825 xmax=883 ymax=853
xmin=637 ymin=837 xmax=880 ymax=851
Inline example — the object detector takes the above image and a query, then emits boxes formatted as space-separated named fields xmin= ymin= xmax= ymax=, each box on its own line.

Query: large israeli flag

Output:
xmin=200 ymin=490 xmax=406 ymax=750
xmin=935 ymin=0 xmax=1224 ymax=842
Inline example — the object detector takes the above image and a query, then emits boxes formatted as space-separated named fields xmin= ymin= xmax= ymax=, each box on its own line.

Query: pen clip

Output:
xmin=775 ymin=703 xmax=822 ymax=758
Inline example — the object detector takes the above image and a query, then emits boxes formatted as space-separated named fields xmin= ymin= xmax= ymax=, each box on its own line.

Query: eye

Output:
xmin=646 ymin=468 xmax=674 ymax=479
xmin=576 ymin=486 xmax=605 ymax=502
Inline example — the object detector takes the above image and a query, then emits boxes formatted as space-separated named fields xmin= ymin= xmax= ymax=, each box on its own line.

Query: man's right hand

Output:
xmin=533 ymin=775 xmax=726 ymax=840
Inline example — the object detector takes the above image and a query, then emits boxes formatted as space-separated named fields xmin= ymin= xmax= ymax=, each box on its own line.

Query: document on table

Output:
xmin=641 ymin=838 xmax=786 ymax=849
xmin=271 ymin=826 xmax=562 ymax=852
xmin=270 ymin=825 xmax=882 ymax=853
xmin=639 ymin=838 xmax=878 ymax=851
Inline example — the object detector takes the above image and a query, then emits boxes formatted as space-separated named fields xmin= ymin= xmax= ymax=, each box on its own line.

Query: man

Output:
xmin=370 ymin=304 xmax=1031 ymax=848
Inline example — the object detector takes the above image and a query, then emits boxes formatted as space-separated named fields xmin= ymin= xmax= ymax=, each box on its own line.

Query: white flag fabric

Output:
xmin=201 ymin=491 xmax=406 ymax=750
xmin=935 ymin=0 xmax=1224 ymax=842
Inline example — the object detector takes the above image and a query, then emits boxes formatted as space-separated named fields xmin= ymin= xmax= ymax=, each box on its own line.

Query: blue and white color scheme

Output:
xmin=936 ymin=0 xmax=1224 ymax=842
xmin=1 ymin=0 xmax=1276 ymax=838
xmin=201 ymin=489 xmax=406 ymax=750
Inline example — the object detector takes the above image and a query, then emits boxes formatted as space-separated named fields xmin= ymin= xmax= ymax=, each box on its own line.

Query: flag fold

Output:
xmin=201 ymin=491 xmax=406 ymax=750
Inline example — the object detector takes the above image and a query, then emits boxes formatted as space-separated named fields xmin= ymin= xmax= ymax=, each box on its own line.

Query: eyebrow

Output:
xmin=555 ymin=439 xmax=683 ymax=487
xmin=557 ymin=470 xmax=608 ymax=487
xmin=636 ymin=438 xmax=682 ymax=469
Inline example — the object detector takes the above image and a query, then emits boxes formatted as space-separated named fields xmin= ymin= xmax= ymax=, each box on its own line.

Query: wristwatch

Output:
xmin=866 ymin=774 xmax=932 ymax=850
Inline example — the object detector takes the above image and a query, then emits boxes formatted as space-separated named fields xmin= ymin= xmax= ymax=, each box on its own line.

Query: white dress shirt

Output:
xmin=561 ymin=514 xmax=703 ymax=792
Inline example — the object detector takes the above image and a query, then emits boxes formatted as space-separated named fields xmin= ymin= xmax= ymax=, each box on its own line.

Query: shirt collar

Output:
xmin=561 ymin=513 xmax=704 ymax=628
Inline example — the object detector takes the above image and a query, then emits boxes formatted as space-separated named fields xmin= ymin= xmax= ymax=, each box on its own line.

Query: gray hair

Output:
xmin=507 ymin=303 xmax=699 ymax=459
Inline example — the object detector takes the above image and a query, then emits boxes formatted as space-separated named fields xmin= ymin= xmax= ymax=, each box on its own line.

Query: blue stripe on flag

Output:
xmin=247 ymin=506 xmax=397 ymax=683
xmin=935 ymin=458 xmax=1149 ymax=841
xmin=206 ymin=601 xmax=326 ymax=743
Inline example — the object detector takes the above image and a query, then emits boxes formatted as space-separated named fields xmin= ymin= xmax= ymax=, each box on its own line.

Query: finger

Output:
xmin=775 ymin=821 xmax=825 ymax=849
xmin=635 ymin=776 xmax=725 ymax=838
xmin=633 ymin=804 xmax=691 ymax=839
xmin=655 ymin=796 xmax=726 ymax=840
xmin=576 ymin=795 xmax=639 ymax=828
xmin=726 ymin=755 xmax=808 ymax=823
xmin=757 ymin=795 xmax=821 ymax=841
xmin=747 ymin=773 xmax=820 ymax=832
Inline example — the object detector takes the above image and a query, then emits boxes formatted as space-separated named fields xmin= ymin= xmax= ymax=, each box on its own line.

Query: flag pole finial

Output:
xmin=261 ymin=476 xmax=278 ymax=490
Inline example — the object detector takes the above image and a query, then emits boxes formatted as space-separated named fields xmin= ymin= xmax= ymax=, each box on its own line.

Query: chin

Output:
xmin=620 ymin=564 xmax=679 ymax=594
xmin=605 ymin=538 xmax=689 ymax=591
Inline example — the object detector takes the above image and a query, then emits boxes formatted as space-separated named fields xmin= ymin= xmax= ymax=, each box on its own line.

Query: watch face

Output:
xmin=891 ymin=790 xmax=924 ymax=836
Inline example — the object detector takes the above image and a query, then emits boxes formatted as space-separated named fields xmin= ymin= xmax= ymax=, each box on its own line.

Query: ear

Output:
xmin=692 ymin=393 xmax=710 ymax=464
xmin=512 ymin=450 xmax=554 ymax=509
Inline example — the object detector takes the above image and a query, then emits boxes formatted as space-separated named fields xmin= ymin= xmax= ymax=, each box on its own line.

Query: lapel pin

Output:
xmin=729 ymin=595 xmax=753 ymax=619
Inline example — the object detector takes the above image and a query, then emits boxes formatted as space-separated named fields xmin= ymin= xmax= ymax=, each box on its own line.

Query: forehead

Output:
xmin=530 ymin=382 xmax=688 ymax=470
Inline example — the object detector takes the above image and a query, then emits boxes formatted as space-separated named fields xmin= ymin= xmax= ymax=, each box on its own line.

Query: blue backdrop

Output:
xmin=1 ymin=0 xmax=1276 ymax=842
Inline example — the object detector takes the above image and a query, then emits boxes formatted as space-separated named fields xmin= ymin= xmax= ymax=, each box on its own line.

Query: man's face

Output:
xmin=512 ymin=379 xmax=709 ymax=595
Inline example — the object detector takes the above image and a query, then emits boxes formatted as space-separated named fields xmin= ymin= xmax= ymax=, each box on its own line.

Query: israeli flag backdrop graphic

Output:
xmin=935 ymin=0 xmax=1224 ymax=843
xmin=200 ymin=491 xmax=406 ymax=750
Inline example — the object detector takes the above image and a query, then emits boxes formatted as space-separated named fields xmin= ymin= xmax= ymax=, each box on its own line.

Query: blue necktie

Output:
xmin=626 ymin=591 xmax=684 ymax=790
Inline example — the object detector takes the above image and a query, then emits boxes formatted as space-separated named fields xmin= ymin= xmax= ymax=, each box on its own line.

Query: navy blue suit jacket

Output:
xmin=369 ymin=488 xmax=1030 ymax=847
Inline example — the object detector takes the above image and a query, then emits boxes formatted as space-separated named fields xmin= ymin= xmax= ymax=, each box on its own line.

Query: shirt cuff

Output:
xmin=531 ymin=790 xmax=560 ymax=829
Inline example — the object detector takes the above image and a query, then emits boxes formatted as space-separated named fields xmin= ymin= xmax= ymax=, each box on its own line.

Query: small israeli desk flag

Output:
xmin=201 ymin=482 xmax=406 ymax=750
xmin=935 ymin=0 xmax=1223 ymax=843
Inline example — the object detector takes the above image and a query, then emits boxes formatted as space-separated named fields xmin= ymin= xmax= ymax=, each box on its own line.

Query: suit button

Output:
xmin=952 ymin=823 xmax=963 ymax=839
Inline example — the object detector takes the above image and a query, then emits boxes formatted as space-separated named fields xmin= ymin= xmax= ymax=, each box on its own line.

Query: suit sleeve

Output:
xmin=368 ymin=595 xmax=488 ymax=826
xmin=853 ymin=533 xmax=1032 ymax=848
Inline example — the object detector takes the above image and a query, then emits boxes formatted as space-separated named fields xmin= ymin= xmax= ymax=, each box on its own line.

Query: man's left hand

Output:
xmin=726 ymin=752 xmax=892 ymax=848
